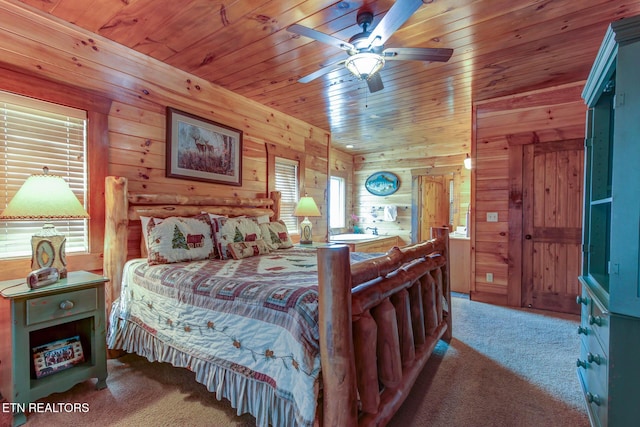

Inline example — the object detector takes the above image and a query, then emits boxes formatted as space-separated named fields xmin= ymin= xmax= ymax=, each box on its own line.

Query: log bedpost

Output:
xmin=269 ymin=191 xmax=281 ymax=221
xmin=317 ymin=245 xmax=357 ymax=427
xmin=103 ymin=176 xmax=128 ymax=321
xmin=431 ymin=227 xmax=452 ymax=341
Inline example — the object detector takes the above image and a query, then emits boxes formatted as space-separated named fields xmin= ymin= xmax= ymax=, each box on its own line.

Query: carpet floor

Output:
xmin=1 ymin=294 xmax=589 ymax=427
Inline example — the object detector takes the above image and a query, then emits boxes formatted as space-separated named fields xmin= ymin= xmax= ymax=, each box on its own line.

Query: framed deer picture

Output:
xmin=166 ymin=107 xmax=243 ymax=186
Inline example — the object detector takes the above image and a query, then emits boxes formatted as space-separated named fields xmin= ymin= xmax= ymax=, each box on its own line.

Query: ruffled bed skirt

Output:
xmin=108 ymin=304 xmax=311 ymax=427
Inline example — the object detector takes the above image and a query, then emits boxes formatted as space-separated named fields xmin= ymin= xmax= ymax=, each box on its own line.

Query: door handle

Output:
xmin=525 ymin=234 xmax=532 ymax=240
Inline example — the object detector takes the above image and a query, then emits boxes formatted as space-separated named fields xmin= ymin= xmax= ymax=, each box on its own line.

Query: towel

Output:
xmin=383 ymin=205 xmax=397 ymax=221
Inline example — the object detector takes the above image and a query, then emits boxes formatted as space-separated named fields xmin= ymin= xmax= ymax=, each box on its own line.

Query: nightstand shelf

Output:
xmin=0 ymin=271 xmax=109 ymax=427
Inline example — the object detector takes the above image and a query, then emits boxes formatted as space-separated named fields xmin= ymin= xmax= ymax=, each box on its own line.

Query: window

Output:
xmin=275 ymin=157 xmax=299 ymax=233
xmin=0 ymin=91 xmax=88 ymax=259
xmin=329 ymin=176 xmax=346 ymax=228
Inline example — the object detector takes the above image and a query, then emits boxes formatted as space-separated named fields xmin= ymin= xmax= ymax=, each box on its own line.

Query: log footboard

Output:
xmin=317 ymin=229 xmax=451 ymax=426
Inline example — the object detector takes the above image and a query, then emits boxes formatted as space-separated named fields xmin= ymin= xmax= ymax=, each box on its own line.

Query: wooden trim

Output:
xmin=507 ymin=144 xmax=524 ymax=307
xmin=0 ymin=67 xmax=111 ymax=281
xmin=265 ymin=142 xmax=306 ymax=196
xmin=470 ymin=103 xmax=478 ymax=295
xmin=521 ymin=145 xmax=535 ymax=308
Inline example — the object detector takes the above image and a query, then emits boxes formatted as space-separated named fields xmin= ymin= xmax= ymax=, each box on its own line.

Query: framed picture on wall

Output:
xmin=166 ymin=107 xmax=243 ymax=186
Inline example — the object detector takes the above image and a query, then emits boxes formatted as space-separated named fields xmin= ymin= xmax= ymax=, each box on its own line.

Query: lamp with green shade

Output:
xmin=293 ymin=196 xmax=321 ymax=245
xmin=0 ymin=167 xmax=89 ymax=278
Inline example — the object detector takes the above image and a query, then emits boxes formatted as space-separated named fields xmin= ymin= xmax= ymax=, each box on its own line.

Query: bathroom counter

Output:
xmin=329 ymin=234 xmax=400 ymax=253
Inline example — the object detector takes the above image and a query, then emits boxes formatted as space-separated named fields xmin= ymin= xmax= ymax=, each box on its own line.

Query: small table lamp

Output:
xmin=293 ymin=196 xmax=321 ymax=244
xmin=0 ymin=167 xmax=89 ymax=278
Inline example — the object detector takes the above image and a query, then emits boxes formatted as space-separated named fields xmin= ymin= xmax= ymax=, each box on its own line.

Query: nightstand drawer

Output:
xmin=26 ymin=288 xmax=97 ymax=326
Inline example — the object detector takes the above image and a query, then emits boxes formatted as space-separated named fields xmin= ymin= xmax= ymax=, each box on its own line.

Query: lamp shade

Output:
xmin=293 ymin=196 xmax=321 ymax=218
xmin=0 ymin=169 xmax=89 ymax=279
xmin=0 ymin=172 xmax=89 ymax=220
xmin=345 ymin=52 xmax=385 ymax=80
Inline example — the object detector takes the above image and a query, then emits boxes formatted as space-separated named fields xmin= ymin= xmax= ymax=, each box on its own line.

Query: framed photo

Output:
xmin=166 ymin=107 xmax=243 ymax=186
xmin=32 ymin=336 xmax=84 ymax=378
xmin=365 ymin=171 xmax=400 ymax=196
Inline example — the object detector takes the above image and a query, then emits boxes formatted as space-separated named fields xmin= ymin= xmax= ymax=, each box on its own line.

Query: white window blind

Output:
xmin=0 ymin=91 xmax=88 ymax=259
xmin=275 ymin=157 xmax=299 ymax=233
xmin=329 ymin=176 xmax=346 ymax=228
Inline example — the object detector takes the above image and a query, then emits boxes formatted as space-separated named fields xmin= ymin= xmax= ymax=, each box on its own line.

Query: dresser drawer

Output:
xmin=583 ymin=338 xmax=608 ymax=427
xmin=583 ymin=286 xmax=610 ymax=349
xmin=26 ymin=288 xmax=97 ymax=326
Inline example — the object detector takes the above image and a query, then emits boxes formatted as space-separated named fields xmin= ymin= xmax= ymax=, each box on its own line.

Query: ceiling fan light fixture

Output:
xmin=345 ymin=52 xmax=385 ymax=80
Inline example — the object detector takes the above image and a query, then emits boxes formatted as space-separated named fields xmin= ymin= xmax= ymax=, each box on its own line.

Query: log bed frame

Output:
xmin=103 ymin=176 xmax=452 ymax=427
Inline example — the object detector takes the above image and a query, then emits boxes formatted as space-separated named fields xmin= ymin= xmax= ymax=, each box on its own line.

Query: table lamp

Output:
xmin=293 ymin=196 xmax=321 ymax=244
xmin=0 ymin=167 xmax=89 ymax=278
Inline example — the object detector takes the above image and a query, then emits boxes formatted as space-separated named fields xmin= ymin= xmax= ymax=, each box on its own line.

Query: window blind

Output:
xmin=330 ymin=176 xmax=346 ymax=228
xmin=0 ymin=91 xmax=88 ymax=259
xmin=275 ymin=157 xmax=299 ymax=233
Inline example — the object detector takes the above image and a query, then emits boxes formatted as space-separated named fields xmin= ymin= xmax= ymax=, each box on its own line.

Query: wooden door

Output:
xmin=419 ymin=175 xmax=449 ymax=241
xmin=522 ymin=139 xmax=584 ymax=313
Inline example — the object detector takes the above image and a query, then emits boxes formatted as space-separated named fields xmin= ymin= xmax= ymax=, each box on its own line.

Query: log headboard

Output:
xmin=103 ymin=176 xmax=281 ymax=315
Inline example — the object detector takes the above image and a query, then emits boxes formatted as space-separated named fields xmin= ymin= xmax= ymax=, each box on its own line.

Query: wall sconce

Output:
xmin=0 ymin=167 xmax=89 ymax=278
xmin=293 ymin=196 xmax=321 ymax=245
xmin=464 ymin=154 xmax=472 ymax=170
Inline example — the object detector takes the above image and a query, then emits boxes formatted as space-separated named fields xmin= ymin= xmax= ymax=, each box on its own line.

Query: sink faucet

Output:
xmin=366 ymin=226 xmax=378 ymax=236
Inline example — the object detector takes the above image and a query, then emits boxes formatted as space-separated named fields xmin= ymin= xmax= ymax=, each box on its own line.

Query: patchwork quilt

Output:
xmin=108 ymin=247 xmax=377 ymax=427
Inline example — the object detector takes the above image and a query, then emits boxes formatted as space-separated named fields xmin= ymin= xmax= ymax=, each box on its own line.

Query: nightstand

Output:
xmin=0 ymin=271 xmax=108 ymax=427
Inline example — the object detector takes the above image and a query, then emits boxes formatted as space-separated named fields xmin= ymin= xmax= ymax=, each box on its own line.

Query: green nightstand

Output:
xmin=0 ymin=271 xmax=109 ymax=427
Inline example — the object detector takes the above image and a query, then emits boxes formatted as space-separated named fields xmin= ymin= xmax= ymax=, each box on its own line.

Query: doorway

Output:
xmin=418 ymin=175 xmax=450 ymax=241
xmin=510 ymin=138 xmax=584 ymax=314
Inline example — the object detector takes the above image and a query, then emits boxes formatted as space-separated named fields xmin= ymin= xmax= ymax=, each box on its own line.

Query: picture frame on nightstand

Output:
xmin=32 ymin=336 xmax=85 ymax=379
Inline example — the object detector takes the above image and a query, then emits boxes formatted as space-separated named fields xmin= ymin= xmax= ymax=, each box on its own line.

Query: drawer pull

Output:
xmin=59 ymin=300 xmax=75 ymax=310
xmin=576 ymin=359 xmax=587 ymax=369
xmin=588 ymin=315 xmax=603 ymax=327
xmin=576 ymin=295 xmax=588 ymax=305
xmin=577 ymin=326 xmax=588 ymax=335
xmin=586 ymin=392 xmax=601 ymax=406
xmin=587 ymin=353 xmax=602 ymax=365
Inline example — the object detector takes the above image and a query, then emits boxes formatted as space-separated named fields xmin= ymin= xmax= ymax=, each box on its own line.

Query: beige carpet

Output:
xmin=1 ymin=295 xmax=589 ymax=427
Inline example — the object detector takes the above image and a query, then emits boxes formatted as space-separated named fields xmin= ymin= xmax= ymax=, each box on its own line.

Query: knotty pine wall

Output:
xmin=0 ymin=2 xmax=329 ymax=280
xmin=472 ymin=82 xmax=586 ymax=306
xmin=353 ymin=154 xmax=471 ymax=245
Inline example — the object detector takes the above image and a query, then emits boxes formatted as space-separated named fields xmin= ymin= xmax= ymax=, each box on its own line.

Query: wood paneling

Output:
xmin=8 ymin=0 xmax=640 ymax=163
xmin=0 ymin=2 xmax=329 ymax=277
xmin=472 ymin=82 xmax=587 ymax=307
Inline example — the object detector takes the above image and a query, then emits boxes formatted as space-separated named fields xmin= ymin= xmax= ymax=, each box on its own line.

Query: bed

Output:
xmin=103 ymin=176 xmax=452 ymax=427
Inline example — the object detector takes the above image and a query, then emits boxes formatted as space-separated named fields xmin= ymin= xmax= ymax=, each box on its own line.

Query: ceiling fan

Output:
xmin=287 ymin=0 xmax=453 ymax=93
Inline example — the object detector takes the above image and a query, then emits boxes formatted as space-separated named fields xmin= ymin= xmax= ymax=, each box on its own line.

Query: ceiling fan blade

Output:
xmin=382 ymin=47 xmax=453 ymax=62
xmin=367 ymin=73 xmax=384 ymax=93
xmin=287 ymin=24 xmax=354 ymax=51
xmin=366 ymin=0 xmax=425 ymax=46
xmin=298 ymin=59 xmax=347 ymax=83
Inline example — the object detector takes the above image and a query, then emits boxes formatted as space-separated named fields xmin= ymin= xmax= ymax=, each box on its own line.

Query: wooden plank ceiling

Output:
xmin=15 ymin=0 xmax=640 ymax=156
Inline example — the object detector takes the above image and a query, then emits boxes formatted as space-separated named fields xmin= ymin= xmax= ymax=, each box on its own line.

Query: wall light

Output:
xmin=464 ymin=154 xmax=472 ymax=170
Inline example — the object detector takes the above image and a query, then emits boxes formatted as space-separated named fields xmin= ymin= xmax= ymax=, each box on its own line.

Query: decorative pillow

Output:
xmin=211 ymin=216 xmax=264 ymax=259
xmin=147 ymin=214 xmax=215 ymax=265
xmin=227 ymin=239 xmax=270 ymax=260
xmin=259 ymin=220 xmax=294 ymax=250
xmin=140 ymin=216 xmax=155 ymax=251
